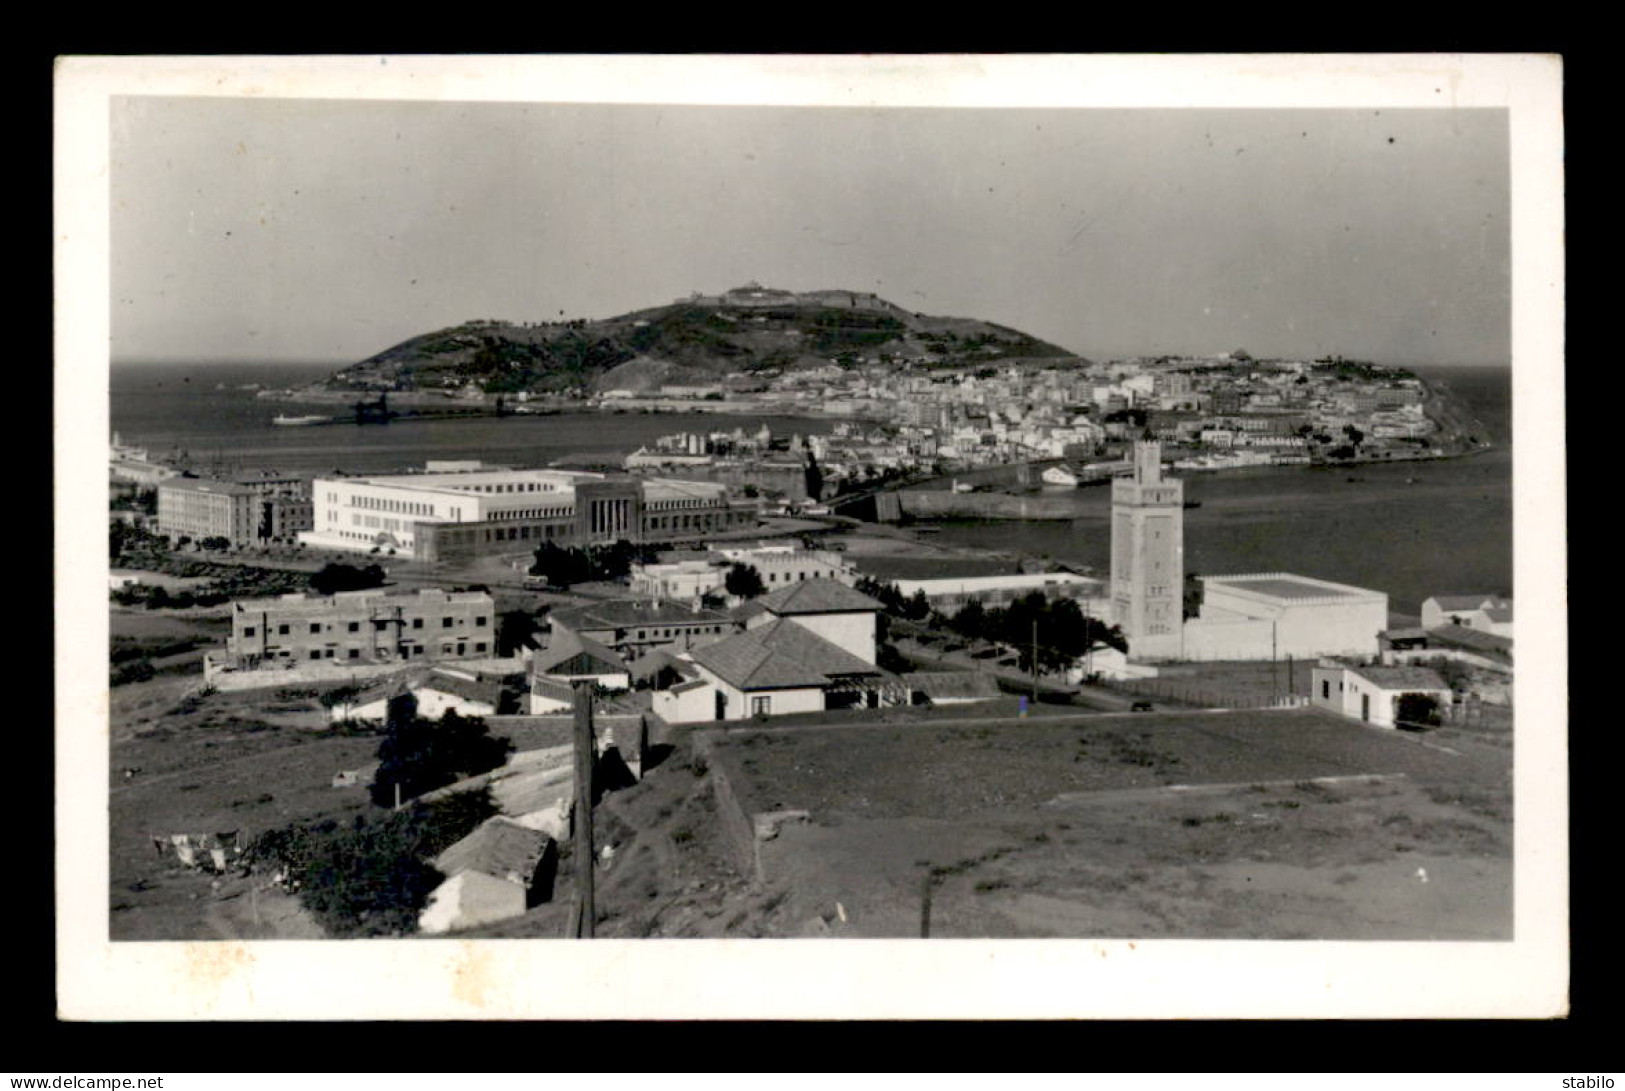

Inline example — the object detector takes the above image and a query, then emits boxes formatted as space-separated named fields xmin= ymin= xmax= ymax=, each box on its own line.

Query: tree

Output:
xmin=1342 ymin=424 xmax=1365 ymax=447
xmin=497 ymin=609 xmax=541 ymax=656
xmin=1395 ymin=693 xmax=1442 ymax=728
xmin=725 ymin=563 xmax=766 ymax=599
xmin=311 ymin=562 xmax=387 ymax=595
xmin=370 ymin=708 xmax=514 ymax=808
xmin=949 ymin=599 xmax=989 ymax=640
xmin=804 ymin=454 xmax=825 ymax=501
xmin=249 ymin=788 xmax=497 ymax=938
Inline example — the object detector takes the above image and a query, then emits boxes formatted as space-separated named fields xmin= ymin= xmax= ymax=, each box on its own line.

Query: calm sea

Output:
xmin=109 ymin=361 xmax=838 ymax=476
xmin=110 ymin=361 xmax=1511 ymax=615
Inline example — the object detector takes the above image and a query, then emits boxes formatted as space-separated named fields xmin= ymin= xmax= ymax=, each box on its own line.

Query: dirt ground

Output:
xmin=699 ymin=708 xmax=1513 ymax=940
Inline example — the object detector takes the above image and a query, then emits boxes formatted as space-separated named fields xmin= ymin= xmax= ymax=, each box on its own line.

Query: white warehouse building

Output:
xmin=1181 ymin=573 xmax=1389 ymax=662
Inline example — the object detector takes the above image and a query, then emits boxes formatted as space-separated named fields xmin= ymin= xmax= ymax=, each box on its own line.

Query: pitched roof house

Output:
xmin=419 ymin=816 xmax=558 ymax=934
xmin=684 ymin=615 xmax=899 ymax=721
xmin=1310 ymin=663 xmax=1452 ymax=729
xmin=530 ymin=628 xmax=631 ymax=697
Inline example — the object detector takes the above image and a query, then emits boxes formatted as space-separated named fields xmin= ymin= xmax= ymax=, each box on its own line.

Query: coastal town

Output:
xmin=107 ymin=316 xmax=1514 ymax=943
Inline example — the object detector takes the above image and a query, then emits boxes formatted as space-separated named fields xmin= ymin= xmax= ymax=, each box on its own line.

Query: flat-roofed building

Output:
xmin=297 ymin=467 xmax=756 ymax=561
xmin=1183 ymin=572 xmax=1388 ymax=661
xmin=710 ymin=543 xmax=857 ymax=588
xmin=1310 ymin=663 xmax=1451 ymax=728
xmin=157 ymin=477 xmax=260 ymax=546
xmin=225 ymin=587 xmax=496 ymax=669
xmin=890 ymin=571 xmax=1106 ymax=613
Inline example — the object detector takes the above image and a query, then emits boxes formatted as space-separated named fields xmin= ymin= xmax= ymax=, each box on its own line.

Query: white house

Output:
xmin=328 ymin=669 xmax=502 ymax=724
xmin=686 ymin=617 xmax=899 ymax=721
xmin=528 ymin=630 xmax=632 ymax=708
xmin=1421 ymin=595 xmax=1513 ymax=639
xmin=1310 ymin=663 xmax=1452 ymax=729
xmin=736 ymin=579 xmax=884 ymax=664
xmin=419 ymin=816 xmax=556 ymax=934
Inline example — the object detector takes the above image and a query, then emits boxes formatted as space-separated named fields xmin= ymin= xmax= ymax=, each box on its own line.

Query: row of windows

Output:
xmin=351 ymin=495 xmax=435 ymax=516
xmin=630 ymin=624 xmax=727 ymax=640
xmin=283 ymin=640 xmax=489 ymax=662
xmin=242 ymin=615 xmax=487 ymax=637
xmin=494 ymin=507 xmax=570 ymax=521
xmin=451 ymin=481 xmax=559 ymax=494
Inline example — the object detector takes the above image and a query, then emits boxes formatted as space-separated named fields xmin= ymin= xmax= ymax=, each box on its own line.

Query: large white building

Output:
xmin=1183 ymin=573 xmax=1389 ymax=661
xmin=297 ymin=465 xmax=756 ymax=562
xmin=890 ymin=571 xmax=1107 ymax=614
xmin=1111 ymin=442 xmax=1390 ymax=663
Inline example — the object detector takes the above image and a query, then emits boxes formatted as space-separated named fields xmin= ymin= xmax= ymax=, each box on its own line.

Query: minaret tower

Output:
xmin=1111 ymin=441 xmax=1185 ymax=660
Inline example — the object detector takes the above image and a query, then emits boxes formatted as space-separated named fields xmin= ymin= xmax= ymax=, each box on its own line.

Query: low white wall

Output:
xmin=204 ymin=656 xmax=407 ymax=693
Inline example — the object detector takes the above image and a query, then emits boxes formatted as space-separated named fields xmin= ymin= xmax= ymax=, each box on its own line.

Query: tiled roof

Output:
xmin=1350 ymin=665 xmax=1450 ymax=691
xmin=530 ymin=678 xmax=577 ymax=705
xmin=755 ymin=578 xmax=883 ymax=616
xmin=434 ymin=816 xmax=553 ymax=887
xmin=902 ymin=671 xmax=1003 ymax=700
xmin=531 ymin=629 xmax=627 ymax=676
xmin=420 ymin=670 xmax=502 ymax=708
xmin=1426 ymin=625 xmax=1514 ymax=656
xmin=691 ymin=617 xmax=882 ymax=690
xmin=551 ymin=599 xmax=731 ymax=631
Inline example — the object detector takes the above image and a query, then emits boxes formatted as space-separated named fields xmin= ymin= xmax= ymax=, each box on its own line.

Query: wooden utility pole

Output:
xmin=1031 ymin=618 xmax=1039 ymax=703
xmin=919 ymin=873 xmax=934 ymax=939
xmin=573 ymin=680 xmax=596 ymax=939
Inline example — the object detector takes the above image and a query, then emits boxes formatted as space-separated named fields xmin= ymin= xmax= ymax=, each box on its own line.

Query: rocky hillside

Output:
xmin=327 ymin=287 xmax=1082 ymax=395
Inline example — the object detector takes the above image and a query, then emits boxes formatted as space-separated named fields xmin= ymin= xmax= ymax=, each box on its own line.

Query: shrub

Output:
xmin=369 ymin=708 xmax=513 ymax=808
xmin=247 ymin=789 xmax=496 ymax=938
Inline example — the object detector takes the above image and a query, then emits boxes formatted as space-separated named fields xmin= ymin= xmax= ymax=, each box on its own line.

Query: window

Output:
xmin=751 ymin=695 xmax=771 ymax=716
xmin=279 ymin=624 xmax=290 ymax=636
xmin=1322 ymin=680 xmax=1330 ymax=699
xmin=310 ymin=623 xmax=321 ymax=634
xmin=474 ymin=642 xmax=486 ymax=654
xmin=443 ymin=617 xmax=453 ymax=628
xmin=349 ymin=648 xmax=360 ymax=659
xmin=413 ymin=618 xmax=423 ymax=629
xmin=309 ymin=650 xmax=322 ymax=661
xmin=243 ymin=626 xmax=256 ymax=637
xmin=348 ymin=621 xmax=360 ymax=633
xmin=476 ymin=616 xmax=488 ymax=627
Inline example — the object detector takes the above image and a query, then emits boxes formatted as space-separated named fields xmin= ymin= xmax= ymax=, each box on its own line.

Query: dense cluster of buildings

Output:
xmin=611 ymin=353 xmax=1448 ymax=500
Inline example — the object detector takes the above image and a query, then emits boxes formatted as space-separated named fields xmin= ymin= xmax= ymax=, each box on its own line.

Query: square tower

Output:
xmin=1111 ymin=441 xmax=1185 ymax=660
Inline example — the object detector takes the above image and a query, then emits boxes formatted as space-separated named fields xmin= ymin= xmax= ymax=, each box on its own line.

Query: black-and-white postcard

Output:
xmin=56 ymin=53 xmax=1566 ymax=1019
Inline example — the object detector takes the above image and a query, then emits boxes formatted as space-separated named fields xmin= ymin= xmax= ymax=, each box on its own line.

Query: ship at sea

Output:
xmin=272 ymin=414 xmax=330 ymax=427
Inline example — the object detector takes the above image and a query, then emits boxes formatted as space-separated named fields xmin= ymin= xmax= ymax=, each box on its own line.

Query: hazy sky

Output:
xmin=110 ymin=97 xmax=1510 ymax=367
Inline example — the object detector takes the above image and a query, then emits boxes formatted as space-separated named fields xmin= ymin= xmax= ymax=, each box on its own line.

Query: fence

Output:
xmin=1108 ymin=675 xmax=1310 ymax=710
